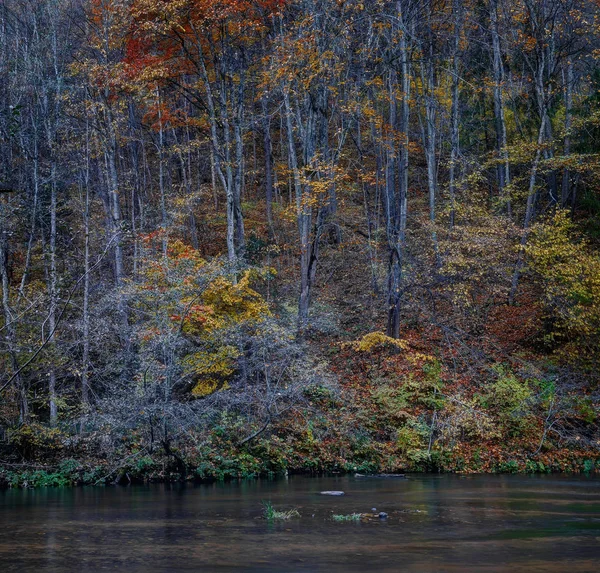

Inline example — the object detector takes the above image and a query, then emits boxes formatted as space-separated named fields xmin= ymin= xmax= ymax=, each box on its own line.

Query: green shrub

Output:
xmin=525 ymin=459 xmax=550 ymax=473
xmin=582 ymin=459 xmax=595 ymax=473
xmin=484 ymin=366 xmax=535 ymax=436
xmin=496 ymin=459 xmax=520 ymax=474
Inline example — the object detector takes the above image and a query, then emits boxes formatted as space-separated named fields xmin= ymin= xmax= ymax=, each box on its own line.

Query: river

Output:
xmin=1 ymin=474 xmax=599 ymax=572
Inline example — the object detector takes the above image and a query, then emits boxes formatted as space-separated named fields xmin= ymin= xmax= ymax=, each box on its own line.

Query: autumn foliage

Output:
xmin=0 ymin=0 xmax=599 ymax=485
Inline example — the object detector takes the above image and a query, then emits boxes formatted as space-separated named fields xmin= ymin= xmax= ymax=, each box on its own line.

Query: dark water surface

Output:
xmin=1 ymin=474 xmax=599 ymax=572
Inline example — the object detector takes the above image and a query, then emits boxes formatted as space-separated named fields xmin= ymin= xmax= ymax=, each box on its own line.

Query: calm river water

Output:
xmin=1 ymin=474 xmax=599 ymax=572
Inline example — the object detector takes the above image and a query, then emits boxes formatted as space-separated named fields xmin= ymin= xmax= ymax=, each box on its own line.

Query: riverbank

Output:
xmin=2 ymin=442 xmax=598 ymax=488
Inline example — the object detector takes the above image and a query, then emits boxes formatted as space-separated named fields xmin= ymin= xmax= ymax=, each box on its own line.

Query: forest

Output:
xmin=0 ymin=0 xmax=599 ymax=487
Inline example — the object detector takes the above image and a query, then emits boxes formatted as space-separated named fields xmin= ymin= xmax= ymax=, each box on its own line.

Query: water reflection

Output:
xmin=1 ymin=474 xmax=599 ymax=572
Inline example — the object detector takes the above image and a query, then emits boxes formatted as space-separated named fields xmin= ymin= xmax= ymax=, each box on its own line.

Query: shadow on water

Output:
xmin=1 ymin=474 xmax=599 ymax=572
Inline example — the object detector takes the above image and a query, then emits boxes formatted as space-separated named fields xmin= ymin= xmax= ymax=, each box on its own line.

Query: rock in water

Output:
xmin=320 ymin=491 xmax=344 ymax=496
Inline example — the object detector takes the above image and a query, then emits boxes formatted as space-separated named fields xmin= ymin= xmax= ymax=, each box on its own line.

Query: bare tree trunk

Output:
xmin=81 ymin=191 xmax=91 ymax=408
xmin=47 ymin=164 xmax=58 ymax=425
xmin=386 ymin=5 xmax=411 ymax=339
xmin=156 ymin=88 xmax=168 ymax=259
xmin=0 ymin=220 xmax=27 ymax=421
xmin=384 ymin=64 xmax=398 ymax=336
xmin=80 ymin=123 xmax=92 ymax=408
xmin=448 ymin=0 xmax=462 ymax=229
xmin=198 ymin=55 xmax=237 ymax=263
xmin=174 ymin=124 xmax=199 ymax=250
xmin=105 ymin=110 xmax=128 ymax=334
xmin=385 ymin=2 xmax=410 ymax=338
xmin=210 ymin=148 xmax=218 ymax=212
xmin=490 ymin=0 xmax=512 ymax=217
xmin=233 ymin=78 xmax=246 ymax=258
xmin=284 ymin=90 xmax=312 ymax=333
xmin=421 ymin=2 xmax=438 ymax=246
xmin=17 ymin=132 xmax=39 ymax=301
xmin=509 ymin=113 xmax=547 ymax=304
xmin=421 ymin=61 xmax=439 ymax=256
xmin=561 ymin=60 xmax=573 ymax=208
xmin=261 ymin=95 xmax=275 ymax=238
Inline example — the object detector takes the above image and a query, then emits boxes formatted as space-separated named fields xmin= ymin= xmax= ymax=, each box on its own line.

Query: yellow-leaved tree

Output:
xmin=181 ymin=270 xmax=271 ymax=397
xmin=135 ymin=238 xmax=272 ymax=397
xmin=525 ymin=210 xmax=600 ymax=364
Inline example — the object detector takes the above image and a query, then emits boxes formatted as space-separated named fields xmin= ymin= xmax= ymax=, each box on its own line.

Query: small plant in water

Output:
xmin=262 ymin=501 xmax=300 ymax=520
xmin=332 ymin=513 xmax=363 ymax=521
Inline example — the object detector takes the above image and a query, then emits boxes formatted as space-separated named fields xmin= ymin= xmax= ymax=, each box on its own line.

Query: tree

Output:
xmin=526 ymin=210 xmax=600 ymax=364
xmin=126 ymin=0 xmax=286 ymax=264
